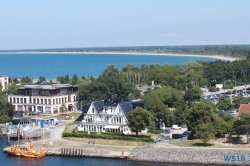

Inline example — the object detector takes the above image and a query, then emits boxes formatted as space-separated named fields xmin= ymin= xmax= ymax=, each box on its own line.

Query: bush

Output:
xmin=62 ymin=132 xmax=153 ymax=142
xmin=209 ymin=87 xmax=219 ymax=92
xmin=150 ymin=130 xmax=164 ymax=134
xmin=0 ymin=115 xmax=10 ymax=124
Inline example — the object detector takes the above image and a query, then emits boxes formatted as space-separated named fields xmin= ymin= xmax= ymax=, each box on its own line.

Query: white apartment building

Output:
xmin=8 ymin=84 xmax=78 ymax=114
xmin=0 ymin=75 xmax=8 ymax=91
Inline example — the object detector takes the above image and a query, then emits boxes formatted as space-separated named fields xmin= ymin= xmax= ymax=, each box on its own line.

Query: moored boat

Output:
xmin=4 ymin=142 xmax=45 ymax=158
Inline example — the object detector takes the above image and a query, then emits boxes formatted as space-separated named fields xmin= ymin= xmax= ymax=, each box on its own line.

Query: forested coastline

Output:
xmin=1 ymin=45 xmax=250 ymax=58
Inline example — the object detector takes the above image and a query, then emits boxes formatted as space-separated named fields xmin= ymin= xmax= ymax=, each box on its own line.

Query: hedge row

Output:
xmin=76 ymin=131 xmax=151 ymax=138
xmin=78 ymin=131 xmax=97 ymax=134
xmin=151 ymin=130 xmax=164 ymax=134
xmin=62 ymin=132 xmax=153 ymax=142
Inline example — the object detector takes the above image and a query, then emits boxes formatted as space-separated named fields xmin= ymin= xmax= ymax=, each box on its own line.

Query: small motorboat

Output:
xmin=4 ymin=142 xmax=45 ymax=158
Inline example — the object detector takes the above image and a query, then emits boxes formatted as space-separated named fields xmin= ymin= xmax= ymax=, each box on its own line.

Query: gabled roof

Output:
xmin=80 ymin=98 xmax=148 ymax=118
xmin=103 ymin=98 xmax=130 ymax=107
xmin=119 ymin=101 xmax=133 ymax=117
xmin=93 ymin=101 xmax=104 ymax=113
xmin=82 ymin=104 xmax=90 ymax=114
xmin=132 ymin=101 xmax=148 ymax=110
xmin=237 ymin=104 xmax=250 ymax=117
xmin=75 ymin=113 xmax=84 ymax=121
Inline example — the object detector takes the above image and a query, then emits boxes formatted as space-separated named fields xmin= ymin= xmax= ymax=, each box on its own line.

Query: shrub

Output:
xmin=62 ymin=132 xmax=153 ymax=142
xmin=150 ymin=130 xmax=164 ymax=134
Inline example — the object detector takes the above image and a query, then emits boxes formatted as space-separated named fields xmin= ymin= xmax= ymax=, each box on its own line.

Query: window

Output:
xmin=40 ymin=90 xmax=50 ymax=96
xmin=60 ymin=88 xmax=67 ymax=95
xmin=32 ymin=89 xmax=39 ymax=96
xmin=92 ymin=108 xmax=94 ymax=114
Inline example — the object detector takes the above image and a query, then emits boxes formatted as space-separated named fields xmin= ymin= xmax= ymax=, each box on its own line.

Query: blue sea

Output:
xmin=0 ymin=137 xmax=219 ymax=166
xmin=0 ymin=53 xmax=219 ymax=79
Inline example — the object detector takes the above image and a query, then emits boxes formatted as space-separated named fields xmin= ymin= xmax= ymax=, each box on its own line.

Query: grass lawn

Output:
xmin=53 ymin=112 xmax=82 ymax=120
xmin=171 ymin=139 xmax=227 ymax=148
xmin=38 ymin=112 xmax=82 ymax=120
xmin=63 ymin=137 xmax=147 ymax=147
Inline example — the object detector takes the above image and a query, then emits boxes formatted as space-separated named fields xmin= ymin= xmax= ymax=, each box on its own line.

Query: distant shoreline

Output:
xmin=0 ymin=51 xmax=240 ymax=61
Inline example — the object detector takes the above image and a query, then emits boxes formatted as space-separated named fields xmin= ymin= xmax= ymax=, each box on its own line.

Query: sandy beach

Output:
xmin=0 ymin=51 xmax=240 ymax=61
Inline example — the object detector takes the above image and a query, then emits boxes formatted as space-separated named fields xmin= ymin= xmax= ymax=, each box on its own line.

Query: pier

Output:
xmin=3 ymin=147 xmax=129 ymax=159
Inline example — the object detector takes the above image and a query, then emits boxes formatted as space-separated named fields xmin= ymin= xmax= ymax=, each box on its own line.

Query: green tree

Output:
xmin=20 ymin=76 xmax=33 ymax=85
xmin=151 ymin=102 xmax=174 ymax=129
xmin=0 ymin=115 xmax=10 ymax=124
xmin=246 ymin=51 xmax=250 ymax=61
xmin=238 ymin=112 xmax=250 ymax=143
xmin=72 ymin=74 xmax=78 ymax=84
xmin=195 ymin=123 xmax=215 ymax=145
xmin=142 ymin=86 xmax=181 ymax=108
xmin=12 ymin=78 xmax=18 ymax=84
xmin=127 ymin=108 xmax=155 ymax=136
xmin=180 ymin=61 xmax=202 ymax=75
xmin=39 ymin=76 xmax=46 ymax=83
xmin=233 ymin=96 xmax=247 ymax=108
xmin=184 ymin=87 xmax=202 ymax=106
xmin=122 ymin=64 xmax=139 ymax=72
xmin=215 ymin=112 xmax=235 ymax=137
xmin=173 ymin=100 xmax=188 ymax=126
xmin=64 ymin=74 xmax=70 ymax=83
xmin=60 ymin=103 xmax=67 ymax=114
xmin=186 ymin=102 xmax=218 ymax=139
xmin=233 ymin=119 xmax=246 ymax=138
xmin=0 ymin=92 xmax=14 ymax=123
xmin=216 ymin=96 xmax=232 ymax=111
xmin=49 ymin=80 xmax=53 ymax=85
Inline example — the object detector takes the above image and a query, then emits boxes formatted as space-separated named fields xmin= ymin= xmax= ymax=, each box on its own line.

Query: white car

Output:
xmin=171 ymin=125 xmax=182 ymax=129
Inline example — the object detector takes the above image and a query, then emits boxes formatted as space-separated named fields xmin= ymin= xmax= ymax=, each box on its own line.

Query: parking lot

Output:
xmin=202 ymin=85 xmax=250 ymax=104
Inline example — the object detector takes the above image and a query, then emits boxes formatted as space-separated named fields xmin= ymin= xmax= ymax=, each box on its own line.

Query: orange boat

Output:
xmin=4 ymin=143 xmax=45 ymax=158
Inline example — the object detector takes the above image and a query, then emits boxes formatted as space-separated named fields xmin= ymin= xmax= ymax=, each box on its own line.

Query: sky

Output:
xmin=0 ymin=0 xmax=249 ymax=50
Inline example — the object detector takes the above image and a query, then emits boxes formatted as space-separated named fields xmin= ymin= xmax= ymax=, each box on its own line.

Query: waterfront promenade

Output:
xmin=32 ymin=119 xmax=134 ymax=158
xmin=29 ymin=119 xmax=250 ymax=165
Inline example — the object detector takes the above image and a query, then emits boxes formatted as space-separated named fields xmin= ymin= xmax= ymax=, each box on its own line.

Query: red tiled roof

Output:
xmin=237 ymin=104 xmax=250 ymax=117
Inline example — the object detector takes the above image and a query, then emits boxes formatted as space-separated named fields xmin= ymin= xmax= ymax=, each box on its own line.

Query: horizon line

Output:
xmin=1 ymin=44 xmax=250 ymax=52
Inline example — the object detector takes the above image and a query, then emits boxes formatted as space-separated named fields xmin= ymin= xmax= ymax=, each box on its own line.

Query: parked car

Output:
xmin=156 ymin=135 xmax=165 ymax=141
xmin=171 ymin=125 xmax=182 ymax=129
xmin=182 ymin=131 xmax=189 ymax=138
xmin=172 ymin=133 xmax=185 ymax=139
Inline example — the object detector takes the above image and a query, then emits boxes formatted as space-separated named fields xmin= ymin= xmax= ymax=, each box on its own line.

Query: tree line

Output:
xmin=1 ymin=45 xmax=250 ymax=57
xmin=3 ymin=51 xmax=250 ymax=144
